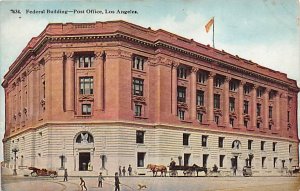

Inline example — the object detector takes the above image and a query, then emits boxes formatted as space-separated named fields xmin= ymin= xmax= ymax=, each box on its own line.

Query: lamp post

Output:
xmin=12 ymin=147 xmax=19 ymax=176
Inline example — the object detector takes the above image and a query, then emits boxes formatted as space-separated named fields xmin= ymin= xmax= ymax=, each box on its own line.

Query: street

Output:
xmin=1 ymin=175 xmax=300 ymax=191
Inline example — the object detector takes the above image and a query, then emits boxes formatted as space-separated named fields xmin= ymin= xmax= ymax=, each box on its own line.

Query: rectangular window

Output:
xmin=229 ymin=81 xmax=237 ymax=91
xmin=220 ymin=155 xmax=225 ymax=168
xmin=289 ymin=145 xmax=292 ymax=153
xmin=133 ymin=56 xmax=145 ymax=70
xmin=269 ymin=91 xmax=275 ymax=100
xmin=183 ymin=133 xmax=190 ymax=146
xmin=184 ymin=153 xmax=191 ymax=166
xmin=80 ymin=77 xmax=93 ymax=94
xmin=287 ymin=111 xmax=290 ymax=122
xmin=177 ymin=67 xmax=187 ymax=79
xmin=214 ymin=94 xmax=220 ymax=109
xmin=136 ymin=130 xmax=145 ymax=144
xmin=257 ymin=88 xmax=263 ymax=98
xmin=218 ymin=137 xmax=224 ymax=148
xmin=273 ymin=157 xmax=277 ymax=168
xmin=244 ymin=85 xmax=250 ymax=95
xmin=214 ymin=115 xmax=219 ymax=125
xmin=202 ymin=135 xmax=208 ymax=147
xmin=134 ymin=104 xmax=142 ymax=117
xmin=197 ymin=71 xmax=207 ymax=83
xmin=137 ymin=152 xmax=146 ymax=167
xmin=261 ymin=141 xmax=265 ymax=151
xmin=177 ymin=86 xmax=186 ymax=102
xmin=197 ymin=112 xmax=203 ymax=123
xmin=76 ymin=55 xmax=94 ymax=68
xmin=203 ymin=154 xmax=209 ymax=168
xmin=42 ymin=81 xmax=45 ymax=99
xmin=262 ymin=157 xmax=266 ymax=168
xmin=214 ymin=77 xmax=222 ymax=88
xmin=82 ymin=104 xmax=91 ymax=115
xmin=178 ymin=109 xmax=185 ymax=120
xmin=243 ymin=100 xmax=249 ymax=114
xmin=196 ymin=90 xmax=204 ymax=106
xmin=248 ymin=140 xmax=253 ymax=150
xmin=257 ymin=122 xmax=261 ymax=129
xmin=244 ymin=120 xmax=248 ymax=128
xmin=230 ymin=118 xmax=234 ymax=127
xmin=269 ymin=106 xmax=273 ymax=119
xmin=272 ymin=142 xmax=276 ymax=152
xmin=229 ymin=97 xmax=235 ymax=112
xmin=257 ymin=103 xmax=261 ymax=116
xmin=133 ymin=78 xmax=144 ymax=96
xmin=269 ymin=124 xmax=272 ymax=130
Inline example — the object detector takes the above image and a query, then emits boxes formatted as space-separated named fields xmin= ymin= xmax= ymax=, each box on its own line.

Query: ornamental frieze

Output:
xmin=78 ymin=95 xmax=94 ymax=101
xmin=214 ymin=109 xmax=222 ymax=116
xmin=196 ymin=106 xmax=206 ymax=113
xmin=229 ymin=112 xmax=237 ymax=119
xmin=257 ymin=116 xmax=263 ymax=123
xmin=132 ymin=96 xmax=146 ymax=103
xmin=244 ymin=114 xmax=250 ymax=121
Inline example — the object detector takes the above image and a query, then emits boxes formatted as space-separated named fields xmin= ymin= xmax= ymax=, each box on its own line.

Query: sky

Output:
xmin=0 ymin=0 xmax=299 ymax=161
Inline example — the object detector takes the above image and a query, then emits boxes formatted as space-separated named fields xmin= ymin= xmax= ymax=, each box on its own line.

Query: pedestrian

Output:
xmin=98 ymin=172 xmax=104 ymax=188
xmin=128 ymin=165 xmax=132 ymax=176
xmin=119 ymin=166 xmax=122 ymax=176
xmin=122 ymin=166 xmax=126 ymax=176
xmin=63 ymin=169 xmax=68 ymax=181
xmin=233 ymin=166 xmax=237 ymax=176
xmin=80 ymin=177 xmax=87 ymax=190
xmin=115 ymin=172 xmax=120 ymax=191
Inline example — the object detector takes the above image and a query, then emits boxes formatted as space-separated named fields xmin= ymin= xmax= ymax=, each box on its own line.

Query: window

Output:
xmin=136 ymin=131 xmax=145 ymax=144
xmin=269 ymin=91 xmax=275 ymax=100
xmin=196 ymin=90 xmax=204 ymax=106
xmin=134 ymin=104 xmax=142 ymax=116
xmin=214 ymin=77 xmax=222 ymax=88
xmin=229 ymin=97 xmax=235 ymax=112
xmin=82 ymin=104 xmax=91 ymax=115
xmin=214 ymin=115 xmax=219 ymax=125
xmin=262 ymin=157 xmax=266 ymax=168
xmin=203 ymin=154 xmax=209 ymax=168
xmin=269 ymin=106 xmax=273 ymax=119
xmin=197 ymin=112 xmax=203 ymax=123
xmin=287 ymin=111 xmax=290 ymax=122
xmin=218 ymin=137 xmax=224 ymax=148
xmin=178 ymin=109 xmax=185 ymax=120
xmin=248 ymin=140 xmax=253 ymax=150
xmin=76 ymin=55 xmax=94 ymax=68
xmin=244 ymin=120 xmax=248 ymax=128
xmin=229 ymin=81 xmax=237 ymax=91
xmin=133 ymin=78 xmax=144 ymax=96
xmin=289 ymin=145 xmax=292 ymax=153
xmin=177 ymin=66 xmax=187 ymax=79
xmin=273 ymin=157 xmax=277 ymax=168
xmin=257 ymin=103 xmax=261 ymax=116
xmin=269 ymin=124 xmax=272 ymax=130
xmin=214 ymin=94 xmax=220 ymax=109
xmin=183 ymin=133 xmax=190 ymax=146
xmin=257 ymin=122 xmax=260 ymax=129
xmin=80 ymin=77 xmax=93 ymax=94
xmin=133 ymin=56 xmax=145 ymax=70
xmin=272 ymin=142 xmax=276 ymax=152
xmin=202 ymin=135 xmax=208 ymax=147
xmin=137 ymin=152 xmax=146 ymax=167
xmin=197 ymin=71 xmax=207 ymax=83
xmin=220 ymin=155 xmax=225 ymax=168
xmin=177 ymin=86 xmax=186 ymax=102
xmin=261 ymin=141 xmax=265 ymax=151
xmin=244 ymin=85 xmax=250 ymax=95
xmin=243 ymin=101 xmax=249 ymax=114
xmin=42 ymin=81 xmax=45 ymax=99
xmin=257 ymin=88 xmax=263 ymax=98
xmin=230 ymin=118 xmax=234 ymax=127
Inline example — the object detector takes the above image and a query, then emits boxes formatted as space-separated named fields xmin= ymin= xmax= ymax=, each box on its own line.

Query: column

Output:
xmin=280 ymin=92 xmax=288 ymax=135
xmin=223 ymin=77 xmax=230 ymax=127
xmin=65 ymin=52 xmax=74 ymax=111
xmin=171 ymin=62 xmax=179 ymax=115
xmin=207 ymin=72 xmax=215 ymax=123
xmin=275 ymin=91 xmax=280 ymax=132
xmin=263 ymin=88 xmax=270 ymax=131
xmin=190 ymin=67 xmax=198 ymax=120
xmin=94 ymin=51 xmax=103 ymax=111
xmin=251 ymin=85 xmax=257 ymax=130
xmin=238 ymin=81 xmax=244 ymax=128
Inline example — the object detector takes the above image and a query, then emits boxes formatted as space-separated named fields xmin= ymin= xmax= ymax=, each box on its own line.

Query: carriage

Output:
xmin=169 ymin=164 xmax=207 ymax=177
xmin=28 ymin=167 xmax=57 ymax=178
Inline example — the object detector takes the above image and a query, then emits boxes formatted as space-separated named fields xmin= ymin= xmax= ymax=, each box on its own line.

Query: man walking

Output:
xmin=115 ymin=172 xmax=120 ymax=191
xmin=128 ymin=165 xmax=132 ymax=176
xmin=98 ymin=172 xmax=104 ymax=188
xmin=122 ymin=166 xmax=126 ymax=176
xmin=80 ymin=177 xmax=87 ymax=190
xmin=63 ymin=169 xmax=68 ymax=181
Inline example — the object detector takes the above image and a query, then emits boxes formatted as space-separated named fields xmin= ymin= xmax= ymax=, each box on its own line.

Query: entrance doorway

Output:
xmin=79 ymin=152 xmax=90 ymax=171
xmin=231 ymin=156 xmax=238 ymax=169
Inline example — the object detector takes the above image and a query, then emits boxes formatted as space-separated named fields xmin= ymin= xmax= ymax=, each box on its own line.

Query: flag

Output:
xmin=205 ymin=17 xmax=214 ymax=33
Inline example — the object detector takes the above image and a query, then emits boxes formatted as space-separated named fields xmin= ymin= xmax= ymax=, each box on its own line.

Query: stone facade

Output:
xmin=2 ymin=21 xmax=299 ymax=176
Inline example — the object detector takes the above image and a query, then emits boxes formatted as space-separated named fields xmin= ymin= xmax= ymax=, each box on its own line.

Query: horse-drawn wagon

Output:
xmin=169 ymin=164 xmax=207 ymax=177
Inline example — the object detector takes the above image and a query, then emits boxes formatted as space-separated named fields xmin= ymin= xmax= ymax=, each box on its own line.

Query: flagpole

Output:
xmin=213 ymin=19 xmax=215 ymax=48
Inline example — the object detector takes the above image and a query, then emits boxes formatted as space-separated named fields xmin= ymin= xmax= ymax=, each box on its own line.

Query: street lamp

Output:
xmin=12 ymin=146 xmax=19 ymax=176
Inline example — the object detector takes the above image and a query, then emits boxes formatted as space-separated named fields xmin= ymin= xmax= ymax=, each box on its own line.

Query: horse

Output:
xmin=146 ymin=164 xmax=167 ymax=177
xmin=192 ymin=164 xmax=208 ymax=176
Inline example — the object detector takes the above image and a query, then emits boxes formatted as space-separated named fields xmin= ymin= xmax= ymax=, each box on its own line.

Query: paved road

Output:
xmin=1 ymin=175 xmax=300 ymax=191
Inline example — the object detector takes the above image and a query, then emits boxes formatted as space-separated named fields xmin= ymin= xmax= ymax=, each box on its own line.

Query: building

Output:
xmin=2 ymin=21 xmax=299 ymax=176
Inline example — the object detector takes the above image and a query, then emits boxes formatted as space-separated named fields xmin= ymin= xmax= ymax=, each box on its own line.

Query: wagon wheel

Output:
xmin=49 ymin=173 xmax=55 ymax=178
xmin=31 ymin=172 xmax=37 ymax=177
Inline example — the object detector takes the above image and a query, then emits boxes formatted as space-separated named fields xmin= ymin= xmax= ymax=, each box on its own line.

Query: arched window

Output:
xmin=232 ymin=140 xmax=241 ymax=149
xmin=76 ymin=132 xmax=94 ymax=143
